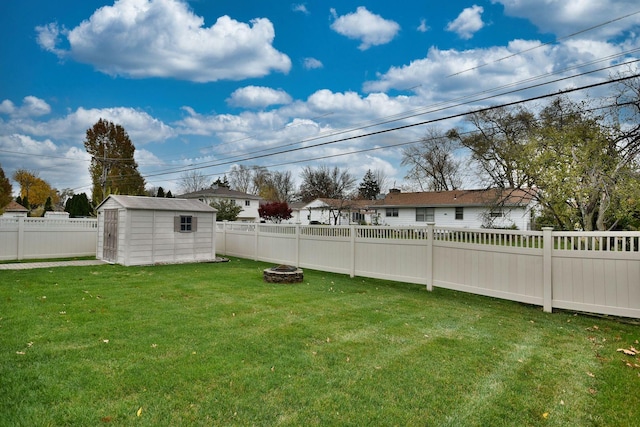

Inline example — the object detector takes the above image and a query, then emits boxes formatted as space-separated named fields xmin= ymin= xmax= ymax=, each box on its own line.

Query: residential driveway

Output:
xmin=0 ymin=260 xmax=107 ymax=270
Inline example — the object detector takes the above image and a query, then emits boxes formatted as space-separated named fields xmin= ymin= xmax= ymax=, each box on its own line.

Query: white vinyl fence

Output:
xmin=0 ymin=217 xmax=98 ymax=260
xmin=216 ymin=222 xmax=640 ymax=319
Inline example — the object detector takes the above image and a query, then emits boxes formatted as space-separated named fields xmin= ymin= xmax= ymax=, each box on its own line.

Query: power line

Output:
xmin=140 ymin=68 xmax=640 ymax=180
xmin=447 ymin=9 xmax=640 ymax=77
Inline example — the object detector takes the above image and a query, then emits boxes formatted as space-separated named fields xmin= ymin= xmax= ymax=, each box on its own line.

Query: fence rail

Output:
xmin=0 ymin=217 xmax=97 ymax=260
xmin=2 ymin=219 xmax=637 ymax=320
xmin=216 ymin=222 xmax=640 ymax=319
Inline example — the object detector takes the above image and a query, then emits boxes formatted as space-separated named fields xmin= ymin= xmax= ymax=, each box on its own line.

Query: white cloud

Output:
xmin=227 ymin=86 xmax=293 ymax=109
xmin=446 ymin=5 xmax=485 ymax=40
xmin=330 ymin=6 xmax=400 ymax=50
xmin=35 ymin=22 xmax=64 ymax=55
xmin=36 ymin=0 xmax=291 ymax=82
xmin=1 ymin=103 xmax=175 ymax=145
xmin=0 ymin=96 xmax=51 ymax=118
xmin=0 ymin=100 xmax=15 ymax=115
xmin=292 ymin=4 xmax=309 ymax=15
xmin=493 ymin=0 xmax=640 ymax=39
xmin=0 ymin=134 xmax=91 ymax=192
xmin=303 ymin=57 xmax=323 ymax=69
xmin=417 ymin=19 xmax=429 ymax=33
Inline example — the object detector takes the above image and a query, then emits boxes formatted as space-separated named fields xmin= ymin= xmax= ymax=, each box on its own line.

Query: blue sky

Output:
xmin=1 ymin=0 xmax=639 ymax=197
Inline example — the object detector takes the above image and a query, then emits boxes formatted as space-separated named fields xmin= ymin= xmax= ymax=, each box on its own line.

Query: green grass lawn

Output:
xmin=1 ymin=258 xmax=639 ymax=426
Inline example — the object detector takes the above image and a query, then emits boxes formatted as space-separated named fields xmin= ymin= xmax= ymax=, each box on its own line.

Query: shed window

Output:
xmin=175 ymin=215 xmax=197 ymax=232
xmin=245 ymin=200 xmax=251 ymax=207
xmin=455 ymin=207 xmax=464 ymax=220
xmin=416 ymin=207 xmax=434 ymax=222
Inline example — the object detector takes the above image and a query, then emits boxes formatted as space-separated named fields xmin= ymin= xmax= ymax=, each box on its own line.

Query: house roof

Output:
xmin=377 ymin=188 xmax=535 ymax=208
xmin=4 ymin=200 xmax=28 ymax=212
xmin=179 ymin=186 xmax=262 ymax=200
xmin=97 ymin=195 xmax=217 ymax=213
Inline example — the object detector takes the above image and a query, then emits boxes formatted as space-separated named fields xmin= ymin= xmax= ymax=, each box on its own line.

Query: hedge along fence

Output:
xmin=216 ymin=222 xmax=640 ymax=319
xmin=0 ymin=217 xmax=97 ymax=261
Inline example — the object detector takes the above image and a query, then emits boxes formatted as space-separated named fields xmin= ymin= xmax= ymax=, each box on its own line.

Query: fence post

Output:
xmin=254 ymin=223 xmax=259 ymax=261
xmin=426 ymin=222 xmax=434 ymax=291
xmin=17 ymin=217 xmax=25 ymax=260
xmin=350 ymin=225 xmax=356 ymax=278
xmin=221 ymin=220 xmax=227 ymax=255
xmin=542 ymin=227 xmax=553 ymax=313
xmin=295 ymin=224 xmax=300 ymax=268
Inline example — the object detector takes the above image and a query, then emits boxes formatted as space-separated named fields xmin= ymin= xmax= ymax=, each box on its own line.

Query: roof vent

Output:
xmin=389 ymin=188 xmax=401 ymax=194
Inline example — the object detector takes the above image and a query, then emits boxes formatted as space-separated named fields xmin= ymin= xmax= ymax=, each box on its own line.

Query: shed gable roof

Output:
xmin=98 ymin=195 xmax=217 ymax=213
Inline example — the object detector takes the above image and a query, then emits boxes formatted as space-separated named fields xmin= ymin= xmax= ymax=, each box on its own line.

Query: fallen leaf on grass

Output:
xmin=16 ymin=351 xmax=25 ymax=355
xmin=617 ymin=347 xmax=638 ymax=356
xmin=586 ymin=372 xmax=595 ymax=378
xmin=542 ymin=412 xmax=549 ymax=419
xmin=136 ymin=407 xmax=142 ymax=417
xmin=588 ymin=388 xmax=597 ymax=395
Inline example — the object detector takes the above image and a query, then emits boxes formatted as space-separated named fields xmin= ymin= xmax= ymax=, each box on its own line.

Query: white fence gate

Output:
xmin=0 ymin=217 xmax=98 ymax=260
xmin=216 ymin=222 xmax=640 ymax=319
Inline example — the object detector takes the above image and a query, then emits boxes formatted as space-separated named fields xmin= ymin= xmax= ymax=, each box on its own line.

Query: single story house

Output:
xmin=374 ymin=188 xmax=536 ymax=229
xmin=180 ymin=186 xmax=262 ymax=222
xmin=288 ymin=198 xmax=379 ymax=225
xmin=96 ymin=195 xmax=217 ymax=266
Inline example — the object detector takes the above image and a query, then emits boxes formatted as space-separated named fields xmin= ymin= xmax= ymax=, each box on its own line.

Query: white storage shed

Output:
xmin=96 ymin=195 xmax=217 ymax=266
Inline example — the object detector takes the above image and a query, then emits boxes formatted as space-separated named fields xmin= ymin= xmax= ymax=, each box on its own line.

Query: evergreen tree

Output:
xmin=157 ymin=187 xmax=165 ymax=197
xmin=358 ymin=169 xmax=381 ymax=200
xmin=213 ymin=175 xmax=230 ymax=188
xmin=84 ymin=119 xmax=146 ymax=204
xmin=44 ymin=196 xmax=53 ymax=212
xmin=166 ymin=190 xmax=173 ymax=198
xmin=65 ymin=193 xmax=93 ymax=217
xmin=0 ymin=164 xmax=12 ymax=211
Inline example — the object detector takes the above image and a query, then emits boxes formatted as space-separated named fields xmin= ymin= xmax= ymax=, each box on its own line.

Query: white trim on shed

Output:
xmin=96 ymin=195 xmax=217 ymax=266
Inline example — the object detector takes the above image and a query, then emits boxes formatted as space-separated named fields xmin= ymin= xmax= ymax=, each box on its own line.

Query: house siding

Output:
xmin=377 ymin=206 xmax=531 ymax=229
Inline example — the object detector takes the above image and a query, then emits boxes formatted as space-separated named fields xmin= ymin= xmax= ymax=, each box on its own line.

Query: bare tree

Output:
xmin=298 ymin=165 xmax=356 ymax=202
xmin=228 ymin=165 xmax=254 ymax=193
xmin=179 ymin=170 xmax=209 ymax=194
xmin=402 ymin=128 xmax=463 ymax=191
xmin=266 ymin=170 xmax=296 ymax=202
xmin=372 ymin=169 xmax=389 ymax=194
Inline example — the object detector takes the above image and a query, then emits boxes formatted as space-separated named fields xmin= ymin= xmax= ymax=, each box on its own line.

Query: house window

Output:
xmin=416 ymin=207 xmax=434 ymax=222
xmin=352 ymin=212 xmax=365 ymax=223
xmin=230 ymin=199 xmax=236 ymax=205
xmin=175 ymin=215 xmax=197 ymax=232
xmin=455 ymin=207 xmax=464 ymax=220
xmin=386 ymin=208 xmax=398 ymax=217
xmin=490 ymin=208 xmax=503 ymax=218
xmin=245 ymin=200 xmax=250 ymax=207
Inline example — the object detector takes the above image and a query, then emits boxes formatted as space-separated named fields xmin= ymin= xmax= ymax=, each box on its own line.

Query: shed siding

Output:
xmin=96 ymin=196 xmax=216 ymax=266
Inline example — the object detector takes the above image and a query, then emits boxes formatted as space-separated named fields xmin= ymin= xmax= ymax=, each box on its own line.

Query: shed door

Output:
xmin=103 ymin=209 xmax=118 ymax=263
